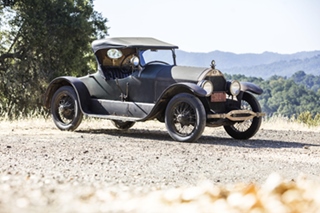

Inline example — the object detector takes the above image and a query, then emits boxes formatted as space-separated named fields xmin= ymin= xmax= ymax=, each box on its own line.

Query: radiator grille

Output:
xmin=205 ymin=75 xmax=227 ymax=113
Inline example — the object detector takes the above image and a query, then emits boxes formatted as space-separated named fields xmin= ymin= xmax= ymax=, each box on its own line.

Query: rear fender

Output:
xmin=44 ymin=77 xmax=91 ymax=113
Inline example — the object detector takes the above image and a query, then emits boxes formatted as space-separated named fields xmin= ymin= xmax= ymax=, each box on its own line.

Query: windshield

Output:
xmin=140 ymin=49 xmax=175 ymax=66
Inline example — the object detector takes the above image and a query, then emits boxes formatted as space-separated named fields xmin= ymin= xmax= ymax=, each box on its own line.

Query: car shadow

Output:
xmin=76 ymin=128 xmax=320 ymax=149
xmin=200 ymin=135 xmax=319 ymax=149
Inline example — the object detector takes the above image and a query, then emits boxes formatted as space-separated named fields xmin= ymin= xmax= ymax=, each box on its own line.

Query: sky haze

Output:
xmin=94 ymin=0 xmax=320 ymax=54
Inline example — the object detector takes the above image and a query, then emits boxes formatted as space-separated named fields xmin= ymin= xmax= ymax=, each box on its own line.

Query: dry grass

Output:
xmin=262 ymin=116 xmax=320 ymax=132
xmin=1 ymin=115 xmax=319 ymax=133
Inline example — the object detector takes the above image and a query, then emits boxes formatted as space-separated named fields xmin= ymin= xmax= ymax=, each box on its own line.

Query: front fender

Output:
xmin=143 ymin=82 xmax=207 ymax=121
xmin=159 ymin=82 xmax=207 ymax=99
xmin=240 ymin=82 xmax=263 ymax=95
xmin=44 ymin=76 xmax=91 ymax=113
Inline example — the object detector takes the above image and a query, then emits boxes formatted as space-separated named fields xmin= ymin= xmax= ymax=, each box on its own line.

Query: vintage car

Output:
xmin=44 ymin=37 xmax=265 ymax=142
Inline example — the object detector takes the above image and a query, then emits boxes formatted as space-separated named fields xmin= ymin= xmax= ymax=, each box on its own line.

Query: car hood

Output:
xmin=170 ymin=66 xmax=211 ymax=82
xmin=141 ymin=65 xmax=214 ymax=83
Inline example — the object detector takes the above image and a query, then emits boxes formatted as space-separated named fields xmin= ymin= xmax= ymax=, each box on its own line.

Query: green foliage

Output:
xmin=292 ymin=71 xmax=320 ymax=92
xmin=0 ymin=0 xmax=108 ymax=118
xmin=226 ymin=71 xmax=320 ymax=121
xmin=1 ymin=0 xmax=15 ymax=7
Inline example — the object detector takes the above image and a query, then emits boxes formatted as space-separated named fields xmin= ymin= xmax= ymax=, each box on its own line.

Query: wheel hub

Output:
xmin=58 ymin=97 xmax=74 ymax=120
xmin=176 ymin=114 xmax=190 ymax=126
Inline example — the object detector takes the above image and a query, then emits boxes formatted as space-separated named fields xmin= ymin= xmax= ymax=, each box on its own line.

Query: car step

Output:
xmin=86 ymin=113 xmax=143 ymax=122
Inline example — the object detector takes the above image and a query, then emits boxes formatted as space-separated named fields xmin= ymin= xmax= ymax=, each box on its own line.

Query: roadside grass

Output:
xmin=262 ymin=115 xmax=320 ymax=132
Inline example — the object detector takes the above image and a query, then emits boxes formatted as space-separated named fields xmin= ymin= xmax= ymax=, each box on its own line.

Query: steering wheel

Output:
xmin=145 ymin=60 xmax=170 ymax=66
xmin=121 ymin=55 xmax=134 ymax=67
xmin=120 ymin=55 xmax=135 ymax=73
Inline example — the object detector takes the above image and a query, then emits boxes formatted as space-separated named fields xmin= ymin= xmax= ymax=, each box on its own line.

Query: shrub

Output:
xmin=297 ymin=111 xmax=320 ymax=127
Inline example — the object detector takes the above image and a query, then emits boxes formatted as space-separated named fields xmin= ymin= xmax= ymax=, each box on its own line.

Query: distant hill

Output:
xmin=176 ymin=50 xmax=320 ymax=79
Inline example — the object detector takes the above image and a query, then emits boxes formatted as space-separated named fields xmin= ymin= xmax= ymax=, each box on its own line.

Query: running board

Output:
xmin=207 ymin=110 xmax=265 ymax=121
xmin=87 ymin=99 xmax=155 ymax=120
xmin=85 ymin=113 xmax=142 ymax=122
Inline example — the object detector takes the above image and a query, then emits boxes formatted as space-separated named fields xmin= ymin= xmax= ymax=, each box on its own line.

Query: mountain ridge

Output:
xmin=176 ymin=50 xmax=320 ymax=78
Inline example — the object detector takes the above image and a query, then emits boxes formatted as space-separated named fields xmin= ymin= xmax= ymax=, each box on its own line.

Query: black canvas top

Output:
xmin=92 ymin=37 xmax=178 ymax=52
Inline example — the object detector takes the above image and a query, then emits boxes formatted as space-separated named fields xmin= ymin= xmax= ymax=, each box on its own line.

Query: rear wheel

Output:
xmin=165 ymin=93 xmax=206 ymax=142
xmin=51 ymin=86 xmax=83 ymax=131
xmin=224 ymin=92 xmax=262 ymax=139
xmin=111 ymin=120 xmax=135 ymax=130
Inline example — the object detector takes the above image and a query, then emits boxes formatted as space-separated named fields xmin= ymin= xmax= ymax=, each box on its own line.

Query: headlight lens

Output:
xmin=130 ymin=56 xmax=140 ymax=67
xmin=198 ymin=80 xmax=214 ymax=97
xmin=230 ymin=80 xmax=241 ymax=96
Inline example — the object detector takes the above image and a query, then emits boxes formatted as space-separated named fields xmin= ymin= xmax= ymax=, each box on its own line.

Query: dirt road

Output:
xmin=1 ymin=119 xmax=320 ymax=212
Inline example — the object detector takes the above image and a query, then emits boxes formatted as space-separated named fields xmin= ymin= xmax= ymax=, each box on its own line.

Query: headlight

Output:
xmin=130 ymin=56 xmax=140 ymax=67
xmin=230 ymin=80 xmax=241 ymax=96
xmin=198 ymin=80 xmax=214 ymax=97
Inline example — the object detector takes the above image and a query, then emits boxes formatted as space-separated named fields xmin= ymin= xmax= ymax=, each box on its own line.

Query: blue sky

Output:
xmin=94 ymin=0 xmax=320 ymax=54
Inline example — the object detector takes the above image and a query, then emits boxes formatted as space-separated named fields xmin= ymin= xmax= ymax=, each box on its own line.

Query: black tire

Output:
xmin=224 ymin=92 xmax=262 ymax=139
xmin=165 ymin=93 xmax=206 ymax=142
xmin=50 ymin=86 xmax=83 ymax=131
xmin=111 ymin=120 xmax=135 ymax=130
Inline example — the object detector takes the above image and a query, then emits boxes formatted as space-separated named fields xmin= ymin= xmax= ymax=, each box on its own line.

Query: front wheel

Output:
xmin=51 ymin=86 xmax=83 ymax=131
xmin=224 ymin=92 xmax=262 ymax=139
xmin=165 ymin=93 xmax=206 ymax=142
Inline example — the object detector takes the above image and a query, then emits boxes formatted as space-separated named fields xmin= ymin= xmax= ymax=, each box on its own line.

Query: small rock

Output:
xmin=6 ymin=145 xmax=12 ymax=149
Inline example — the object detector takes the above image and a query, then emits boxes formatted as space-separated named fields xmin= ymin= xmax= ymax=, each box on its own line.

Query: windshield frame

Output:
xmin=138 ymin=48 xmax=177 ymax=67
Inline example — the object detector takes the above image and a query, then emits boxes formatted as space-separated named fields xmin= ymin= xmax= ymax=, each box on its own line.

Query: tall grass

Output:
xmin=0 ymin=104 xmax=49 ymax=121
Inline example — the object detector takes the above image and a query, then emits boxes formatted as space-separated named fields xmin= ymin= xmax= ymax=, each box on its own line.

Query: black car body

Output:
xmin=44 ymin=37 xmax=265 ymax=142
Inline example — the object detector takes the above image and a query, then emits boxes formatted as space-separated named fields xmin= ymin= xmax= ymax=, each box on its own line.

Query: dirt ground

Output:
xmin=1 ymin=118 xmax=320 ymax=212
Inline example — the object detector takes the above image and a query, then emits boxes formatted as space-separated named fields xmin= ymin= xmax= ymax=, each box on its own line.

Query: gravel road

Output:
xmin=1 ymin=119 xmax=320 ymax=212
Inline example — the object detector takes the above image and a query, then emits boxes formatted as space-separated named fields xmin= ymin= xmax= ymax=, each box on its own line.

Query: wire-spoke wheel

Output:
xmin=51 ymin=86 xmax=83 ymax=131
xmin=224 ymin=92 xmax=262 ymax=139
xmin=165 ymin=93 xmax=206 ymax=142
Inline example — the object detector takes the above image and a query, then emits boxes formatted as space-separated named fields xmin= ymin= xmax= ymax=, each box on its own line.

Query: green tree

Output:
xmin=291 ymin=70 xmax=320 ymax=92
xmin=226 ymin=73 xmax=320 ymax=119
xmin=0 ymin=0 xmax=108 ymax=118
xmin=291 ymin=70 xmax=306 ymax=83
